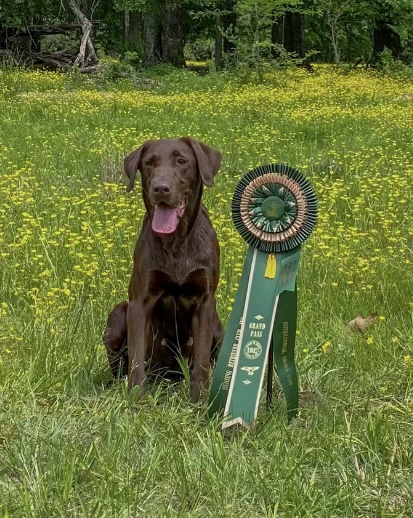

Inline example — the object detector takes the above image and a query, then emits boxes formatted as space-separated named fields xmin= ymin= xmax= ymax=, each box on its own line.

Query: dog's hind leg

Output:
xmin=103 ymin=301 xmax=129 ymax=377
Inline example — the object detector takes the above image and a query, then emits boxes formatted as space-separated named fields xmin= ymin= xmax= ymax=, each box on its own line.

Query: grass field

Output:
xmin=1 ymin=66 xmax=413 ymax=517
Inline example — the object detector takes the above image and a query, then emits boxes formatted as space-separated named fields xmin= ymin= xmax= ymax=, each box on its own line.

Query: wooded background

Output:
xmin=1 ymin=0 xmax=412 ymax=69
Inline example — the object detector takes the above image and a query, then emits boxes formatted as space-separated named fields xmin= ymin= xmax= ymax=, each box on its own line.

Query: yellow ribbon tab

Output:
xmin=265 ymin=253 xmax=276 ymax=278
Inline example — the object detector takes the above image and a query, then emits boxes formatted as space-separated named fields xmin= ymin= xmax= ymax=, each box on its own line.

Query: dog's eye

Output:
xmin=177 ymin=158 xmax=187 ymax=165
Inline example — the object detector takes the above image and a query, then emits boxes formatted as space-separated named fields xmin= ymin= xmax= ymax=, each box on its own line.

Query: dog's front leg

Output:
xmin=190 ymin=296 xmax=215 ymax=402
xmin=127 ymin=298 xmax=149 ymax=394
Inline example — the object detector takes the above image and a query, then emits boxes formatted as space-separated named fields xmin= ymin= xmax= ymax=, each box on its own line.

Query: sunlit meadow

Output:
xmin=1 ymin=66 xmax=413 ymax=517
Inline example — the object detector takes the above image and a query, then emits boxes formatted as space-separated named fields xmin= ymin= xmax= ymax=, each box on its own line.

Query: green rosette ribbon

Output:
xmin=209 ymin=164 xmax=317 ymax=428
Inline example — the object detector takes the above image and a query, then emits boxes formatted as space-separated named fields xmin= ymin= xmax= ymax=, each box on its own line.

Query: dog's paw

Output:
xmin=127 ymin=378 xmax=146 ymax=400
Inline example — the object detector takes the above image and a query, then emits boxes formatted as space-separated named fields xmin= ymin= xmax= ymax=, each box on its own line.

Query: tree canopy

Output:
xmin=0 ymin=0 xmax=412 ymax=68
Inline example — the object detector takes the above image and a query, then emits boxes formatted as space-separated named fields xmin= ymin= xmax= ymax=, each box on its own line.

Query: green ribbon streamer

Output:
xmin=209 ymin=247 xmax=255 ymax=417
xmin=273 ymin=285 xmax=299 ymax=421
xmin=209 ymin=247 xmax=301 ymax=428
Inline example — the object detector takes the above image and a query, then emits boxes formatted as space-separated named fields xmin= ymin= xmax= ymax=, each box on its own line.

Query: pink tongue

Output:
xmin=152 ymin=205 xmax=179 ymax=234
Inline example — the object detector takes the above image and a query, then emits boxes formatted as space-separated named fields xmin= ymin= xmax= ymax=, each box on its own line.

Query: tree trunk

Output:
xmin=124 ymin=10 xmax=143 ymax=53
xmin=272 ymin=14 xmax=284 ymax=45
xmin=162 ymin=0 xmax=184 ymax=66
xmin=372 ymin=20 xmax=401 ymax=63
xmin=344 ymin=24 xmax=352 ymax=62
xmin=124 ymin=9 xmax=130 ymax=43
xmin=272 ymin=12 xmax=305 ymax=55
xmin=327 ymin=18 xmax=340 ymax=63
xmin=271 ymin=12 xmax=284 ymax=58
xmin=222 ymin=0 xmax=236 ymax=56
xmin=143 ymin=2 xmax=162 ymax=66
xmin=272 ymin=11 xmax=308 ymax=67
xmin=68 ymin=0 xmax=97 ymax=67
xmin=215 ymin=13 xmax=223 ymax=70
xmin=283 ymin=12 xmax=304 ymax=58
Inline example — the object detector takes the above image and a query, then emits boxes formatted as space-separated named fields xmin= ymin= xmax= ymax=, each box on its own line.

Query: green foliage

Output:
xmin=144 ymin=63 xmax=183 ymax=76
xmin=0 ymin=49 xmax=30 ymax=70
xmin=233 ymin=44 xmax=308 ymax=83
xmin=309 ymin=0 xmax=413 ymax=64
xmin=113 ymin=0 xmax=146 ymax=10
xmin=97 ymin=56 xmax=136 ymax=81
xmin=0 ymin=51 xmax=31 ymax=99
xmin=1 ymin=0 xmax=413 ymax=67
xmin=122 ymin=50 xmax=142 ymax=68
xmin=94 ymin=52 xmax=147 ymax=82
xmin=220 ymin=0 xmax=306 ymax=78
xmin=376 ymin=48 xmax=413 ymax=78
xmin=41 ymin=33 xmax=80 ymax=54
xmin=0 ymin=0 xmax=61 ymax=28
xmin=185 ymin=37 xmax=215 ymax=61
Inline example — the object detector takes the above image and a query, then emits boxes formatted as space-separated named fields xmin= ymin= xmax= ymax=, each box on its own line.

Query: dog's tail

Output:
xmin=103 ymin=301 xmax=129 ymax=377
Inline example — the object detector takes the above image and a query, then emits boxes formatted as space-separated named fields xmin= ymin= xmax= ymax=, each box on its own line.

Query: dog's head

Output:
xmin=124 ymin=137 xmax=221 ymax=235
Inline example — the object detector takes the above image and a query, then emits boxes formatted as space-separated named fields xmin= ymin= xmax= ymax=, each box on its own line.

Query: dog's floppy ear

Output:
xmin=124 ymin=144 xmax=146 ymax=192
xmin=182 ymin=137 xmax=222 ymax=187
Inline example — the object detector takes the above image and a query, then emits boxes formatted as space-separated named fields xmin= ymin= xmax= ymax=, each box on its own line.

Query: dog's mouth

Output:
xmin=151 ymin=201 xmax=185 ymax=234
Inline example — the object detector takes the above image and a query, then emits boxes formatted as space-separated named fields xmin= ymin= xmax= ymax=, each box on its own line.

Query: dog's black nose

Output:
xmin=152 ymin=181 xmax=171 ymax=195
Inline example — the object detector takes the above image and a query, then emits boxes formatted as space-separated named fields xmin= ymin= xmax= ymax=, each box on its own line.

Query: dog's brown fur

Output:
xmin=103 ymin=137 xmax=223 ymax=401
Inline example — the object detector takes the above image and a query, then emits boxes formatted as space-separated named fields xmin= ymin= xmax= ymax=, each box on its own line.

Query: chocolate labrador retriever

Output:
xmin=104 ymin=137 xmax=223 ymax=402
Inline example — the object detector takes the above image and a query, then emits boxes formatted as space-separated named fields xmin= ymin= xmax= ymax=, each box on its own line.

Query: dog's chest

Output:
xmin=148 ymin=261 xmax=210 ymax=306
